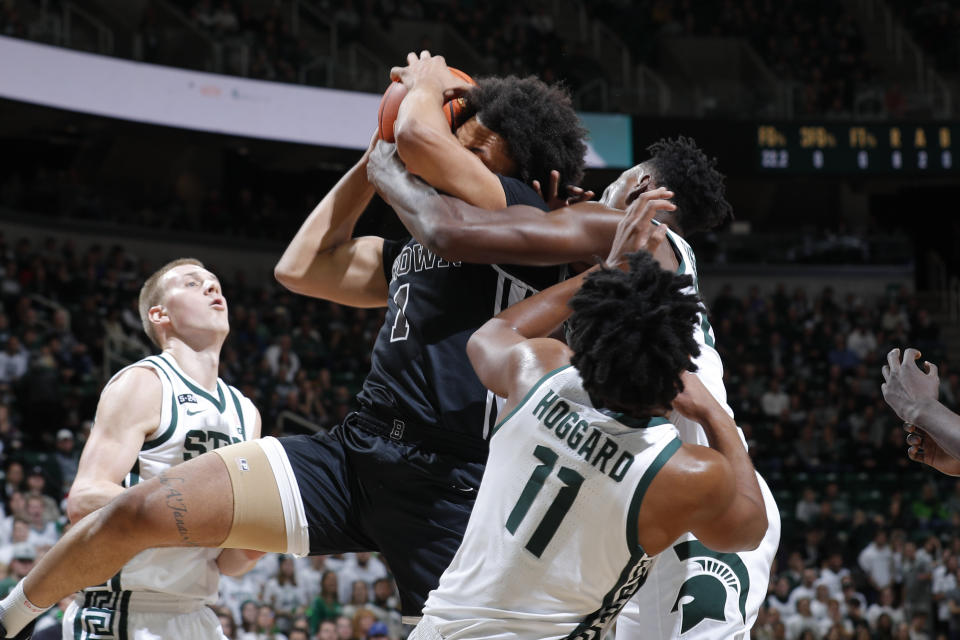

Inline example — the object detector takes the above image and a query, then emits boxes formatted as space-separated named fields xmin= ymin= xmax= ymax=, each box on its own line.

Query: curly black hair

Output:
xmin=647 ymin=136 xmax=733 ymax=235
xmin=567 ymin=251 xmax=702 ymax=418
xmin=464 ymin=75 xmax=587 ymax=191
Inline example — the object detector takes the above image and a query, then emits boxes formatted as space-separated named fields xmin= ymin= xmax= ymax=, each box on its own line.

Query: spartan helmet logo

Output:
xmin=671 ymin=541 xmax=750 ymax=635
xmin=672 ymin=574 xmax=728 ymax=634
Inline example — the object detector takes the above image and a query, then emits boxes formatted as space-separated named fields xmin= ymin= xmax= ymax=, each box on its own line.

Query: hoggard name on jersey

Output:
xmin=531 ymin=390 xmax=635 ymax=482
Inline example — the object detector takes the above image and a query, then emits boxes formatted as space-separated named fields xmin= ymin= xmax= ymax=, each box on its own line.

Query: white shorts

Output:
xmin=616 ymin=472 xmax=781 ymax=640
xmin=63 ymin=598 xmax=227 ymax=640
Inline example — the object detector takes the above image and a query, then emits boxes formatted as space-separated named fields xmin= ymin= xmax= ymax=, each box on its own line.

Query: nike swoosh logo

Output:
xmin=452 ymin=484 xmax=476 ymax=494
xmin=186 ymin=409 xmax=206 ymax=416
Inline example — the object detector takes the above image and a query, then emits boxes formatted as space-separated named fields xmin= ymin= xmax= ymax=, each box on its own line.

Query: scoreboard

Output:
xmin=757 ymin=123 xmax=957 ymax=173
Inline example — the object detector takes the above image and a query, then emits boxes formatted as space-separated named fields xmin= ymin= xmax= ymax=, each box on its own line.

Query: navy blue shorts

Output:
xmin=279 ymin=412 xmax=486 ymax=617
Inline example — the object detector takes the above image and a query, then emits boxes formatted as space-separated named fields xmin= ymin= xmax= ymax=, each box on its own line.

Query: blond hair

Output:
xmin=138 ymin=258 xmax=204 ymax=347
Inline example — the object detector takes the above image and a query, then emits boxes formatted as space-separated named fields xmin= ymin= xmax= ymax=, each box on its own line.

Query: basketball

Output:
xmin=377 ymin=67 xmax=476 ymax=143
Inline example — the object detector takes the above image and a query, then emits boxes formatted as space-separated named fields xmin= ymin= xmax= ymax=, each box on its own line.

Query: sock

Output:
xmin=0 ymin=581 xmax=49 ymax=637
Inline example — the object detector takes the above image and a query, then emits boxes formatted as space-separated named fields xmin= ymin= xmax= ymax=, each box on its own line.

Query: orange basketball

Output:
xmin=377 ymin=67 xmax=476 ymax=143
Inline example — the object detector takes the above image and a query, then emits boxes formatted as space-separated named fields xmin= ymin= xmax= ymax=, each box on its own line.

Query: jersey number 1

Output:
xmin=390 ymin=284 xmax=410 ymax=342
xmin=505 ymin=445 xmax=584 ymax=558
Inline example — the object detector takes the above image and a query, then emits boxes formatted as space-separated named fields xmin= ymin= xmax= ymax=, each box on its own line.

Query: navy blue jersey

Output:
xmin=357 ymin=176 xmax=565 ymax=439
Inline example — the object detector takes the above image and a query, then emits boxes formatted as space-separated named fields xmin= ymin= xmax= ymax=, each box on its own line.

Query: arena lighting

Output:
xmin=0 ymin=36 xmax=629 ymax=168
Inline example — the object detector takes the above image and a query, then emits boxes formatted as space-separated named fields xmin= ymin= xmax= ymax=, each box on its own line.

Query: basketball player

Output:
xmin=598 ymin=142 xmax=780 ymax=640
xmin=366 ymin=136 xmax=780 ymax=638
xmin=64 ymin=258 xmax=263 ymax=640
xmin=883 ymin=347 xmax=960 ymax=475
xmin=0 ymin=53 xmax=592 ymax=638
xmin=410 ymin=196 xmax=767 ymax=640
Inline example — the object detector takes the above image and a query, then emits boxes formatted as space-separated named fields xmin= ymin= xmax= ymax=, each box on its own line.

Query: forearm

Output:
xmin=394 ymin=84 xmax=451 ymax=179
xmin=913 ymin=398 xmax=960 ymax=460
xmin=275 ymin=156 xmax=375 ymax=283
xmin=373 ymin=161 xmax=620 ymax=264
xmin=66 ymin=482 xmax=125 ymax=523
xmin=216 ymin=548 xmax=266 ymax=577
xmin=496 ymin=265 xmax=600 ymax=338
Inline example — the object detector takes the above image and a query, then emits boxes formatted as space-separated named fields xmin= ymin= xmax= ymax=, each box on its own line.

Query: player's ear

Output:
xmin=148 ymin=304 xmax=169 ymax=331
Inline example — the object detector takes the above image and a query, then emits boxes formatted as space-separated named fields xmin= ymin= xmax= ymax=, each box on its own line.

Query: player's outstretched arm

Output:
xmin=391 ymin=51 xmax=507 ymax=210
xmin=881 ymin=346 xmax=960 ymax=463
xmin=468 ymin=191 xmax=670 ymax=411
xmin=66 ymin=367 xmax=162 ymax=523
xmin=274 ymin=132 xmax=389 ymax=308
xmin=368 ymin=140 xmax=625 ymax=265
xmin=881 ymin=347 xmax=960 ymax=474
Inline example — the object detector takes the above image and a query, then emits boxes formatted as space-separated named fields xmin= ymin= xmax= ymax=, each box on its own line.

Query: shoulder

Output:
xmin=498 ymin=175 xmax=548 ymax=210
xmin=101 ymin=364 xmax=163 ymax=403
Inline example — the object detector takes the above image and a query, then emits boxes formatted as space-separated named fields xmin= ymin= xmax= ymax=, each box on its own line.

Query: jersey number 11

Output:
xmin=505 ymin=445 xmax=585 ymax=558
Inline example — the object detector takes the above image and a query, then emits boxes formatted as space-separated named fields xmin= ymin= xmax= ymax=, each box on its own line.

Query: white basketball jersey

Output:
xmin=617 ymin=228 xmax=781 ymax=640
xmin=422 ymin=366 xmax=682 ymax=640
xmin=83 ymin=353 xmax=256 ymax=605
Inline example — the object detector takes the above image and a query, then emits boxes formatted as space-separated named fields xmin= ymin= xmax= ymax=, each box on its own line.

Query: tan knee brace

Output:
xmin=213 ymin=441 xmax=289 ymax=552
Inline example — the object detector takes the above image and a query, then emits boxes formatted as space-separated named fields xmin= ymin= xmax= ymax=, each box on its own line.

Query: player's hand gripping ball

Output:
xmin=377 ymin=67 xmax=476 ymax=143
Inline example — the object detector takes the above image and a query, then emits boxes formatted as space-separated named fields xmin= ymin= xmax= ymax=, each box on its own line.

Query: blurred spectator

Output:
xmin=337 ymin=552 xmax=387 ymax=604
xmin=847 ymin=321 xmax=878 ymax=361
xmin=52 ymin=429 xmax=78 ymax=496
xmin=239 ymin=603 xmax=286 ymax=640
xmin=3 ymin=462 xmax=23 ymax=500
xmin=860 ymin=530 xmax=896 ymax=594
xmin=932 ymin=554 xmax=957 ymax=634
xmin=307 ymin=570 xmax=342 ymax=634
xmin=900 ymin=541 xmax=933 ymax=631
xmin=366 ymin=621 xmax=389 ymax=640
xmin=318 ymin=619 xmax=337 ymax=640
xmin=0 ymin=337 xmax=28 ymax=385
xmin=334 ymin=615 xmax=353 ymax=640
xmin=868 ymin=587 xmax=905 ymax=628
xmin=24 ymin=494 xmax=57 ymax=548
xmin=796 ymin=487 xmax=819 ymax=524
xmin=367 ymin=577 xmax=401 ymax=638
xmin=217 ymin=607 xmax=238 ymax=639
xmin=351 ymin=607 xmax=377 ymax=640
xmin=761 ymin=379 xmax=790 ymax=417
xmin=820 ymin=552 xmax=850 ymax=598
xmin=262 ymin=555 xmax=309 ymax=618
xmin=785 ymin=596 xmax=818 ymax=639
xmin=24 ymin=467 xmax=59 ymax=521
xmin=948 ymin=569 xmax=960 ymax=640
xmin=341 ymin=580 xmax=371 ymax=622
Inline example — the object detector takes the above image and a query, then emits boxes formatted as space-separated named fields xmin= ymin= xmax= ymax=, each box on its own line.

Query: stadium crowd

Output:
xmin=2 ymin=0 xmax=931 ymax=119
xmin=586 ymin=0 xmax=872 ymax=117
xmin=888 ymin=0 xmax=960 ymax=72
xmin=0 ymin=227 xmax=954 ymax=640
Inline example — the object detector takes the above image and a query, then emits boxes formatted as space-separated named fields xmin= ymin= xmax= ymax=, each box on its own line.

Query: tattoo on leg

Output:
xmin=159 ymin=474 xmax=197 ymax=547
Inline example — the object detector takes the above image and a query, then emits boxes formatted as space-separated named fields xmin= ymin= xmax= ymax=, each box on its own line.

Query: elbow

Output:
xmin=65 ymin=496 xmax=87 ymax=525
xmin=738 ymin=509 xmax=769 ymax=552
xmin=745 ymin=517 xmax=768 ymax=552
xmin=395 ymin=121 xmax=441 ymax=178
xmin=274 ymin=262 xmax=309 ymax=294
xmin=273 ymin=263 xmax=297 ymax=290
